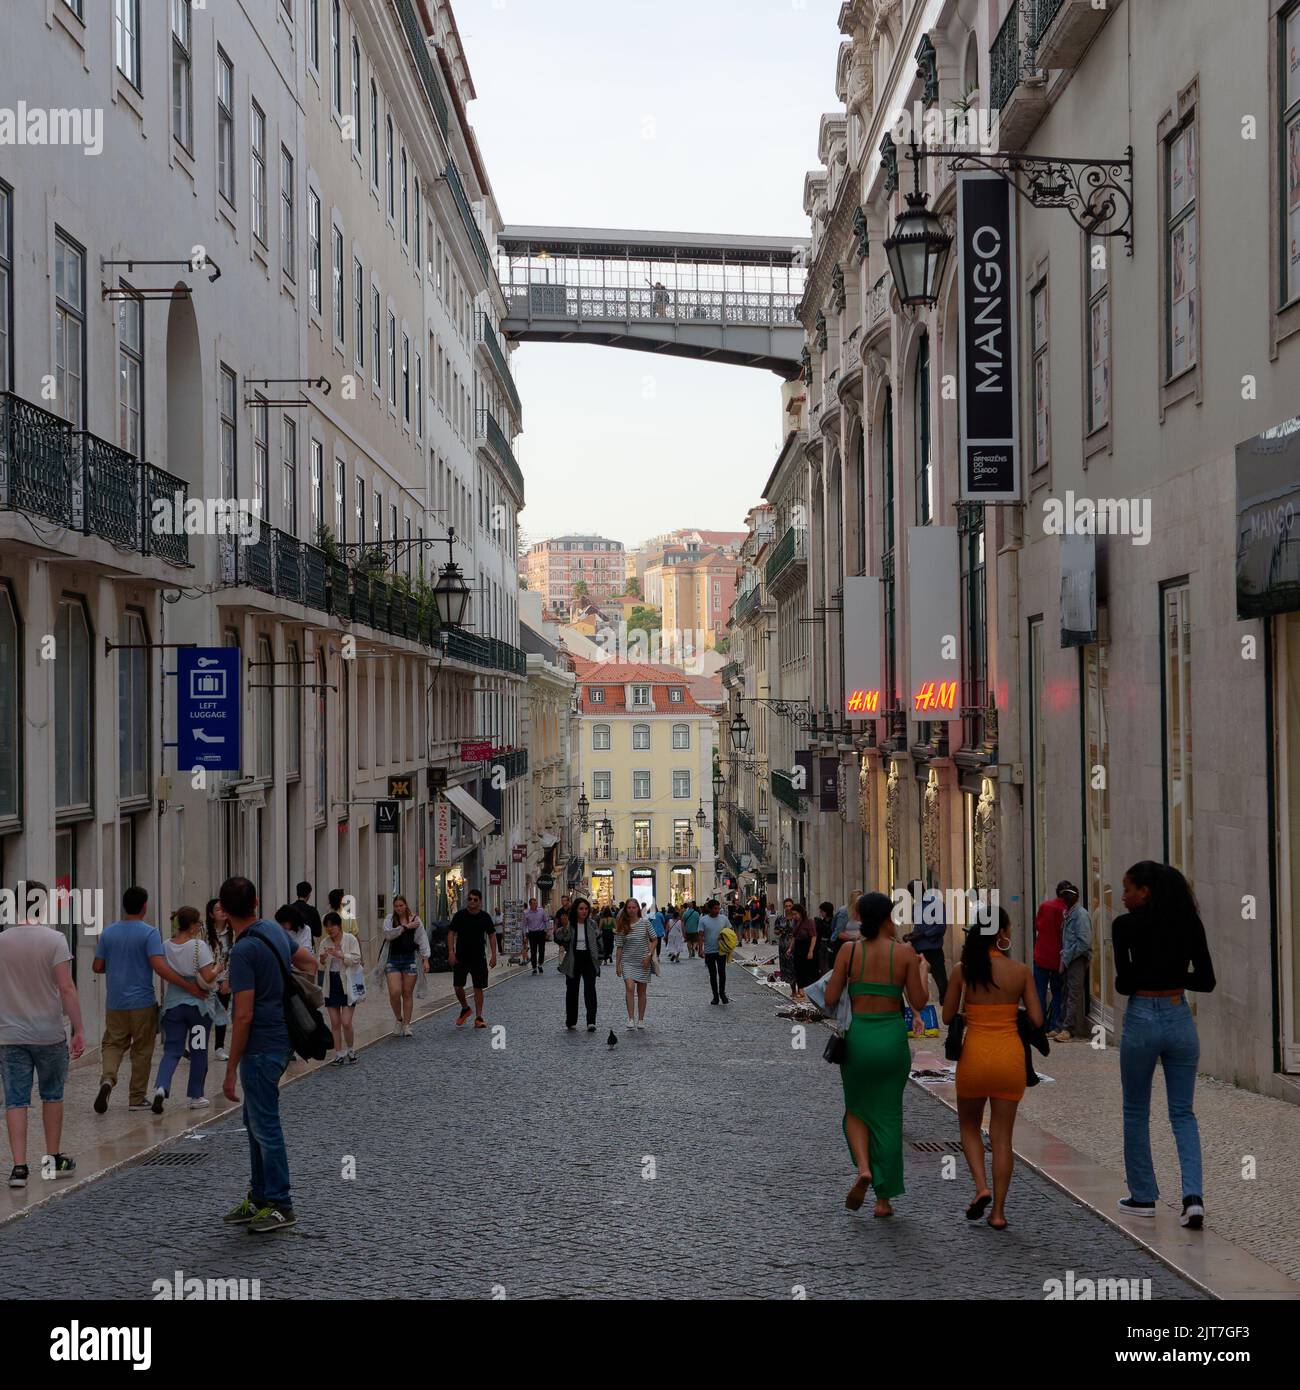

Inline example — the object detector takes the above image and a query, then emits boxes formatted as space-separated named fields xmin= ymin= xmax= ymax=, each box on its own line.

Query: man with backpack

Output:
xmin=219 ymin=876 xmax=318 ymax=1235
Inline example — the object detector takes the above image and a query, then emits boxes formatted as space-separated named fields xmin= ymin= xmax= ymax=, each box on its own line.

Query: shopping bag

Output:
xmin=804 ymin=970 xmax=852 ymax=1032
xmin=920 ymin=1003 xmax=940 ymax=1037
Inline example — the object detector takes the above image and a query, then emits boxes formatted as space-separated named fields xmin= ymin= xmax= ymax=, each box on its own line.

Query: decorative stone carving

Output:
xmin=885 ymin=760 xmax=900 ymax=872
xmin=847 ymin=32 xmax=874 ymax=122
xmin=880 ymin=132 xmax=899 ymax=196
xmin=801 ymin=345 xmax=812 ymax=384
xmin=915 ymin=33 xmax=939 ymax=107
xmin=922 ymin=774 xmax=941 ymax=880
xmin=973 ymin=779 xmax=997 ymax=892
xmin=815 ymin=310 xmax=828 ymax=351
xmin=852 ymin=205 xmax=870 ymax=260
xmin=858 ymin=756 xmax=873 ymax=839
xmin=872 ymin=0 xmax=901 ymax=38
xmin=831 ymin=263 xmax=846 ymax=312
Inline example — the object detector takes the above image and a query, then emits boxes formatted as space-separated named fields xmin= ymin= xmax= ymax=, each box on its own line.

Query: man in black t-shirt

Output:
xmin=294 ymin=882 xmax=323 ymax=942
xmin=448 ymin=889 xmax=496 ymax=1029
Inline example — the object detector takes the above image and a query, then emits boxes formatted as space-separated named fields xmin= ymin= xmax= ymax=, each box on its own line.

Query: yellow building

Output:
xmin=573 ymin=662 xmax=717 ymax=909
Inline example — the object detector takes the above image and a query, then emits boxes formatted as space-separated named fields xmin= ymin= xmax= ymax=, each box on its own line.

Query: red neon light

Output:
xmin=912 ymin=680 xmax=958 ymax=713
xmin=846 ymin=688 xmax=881 ymax=714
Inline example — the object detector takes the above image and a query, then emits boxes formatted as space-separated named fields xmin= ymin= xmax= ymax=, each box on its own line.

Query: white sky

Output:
xmin=457 ymin=0 xmax=843 ymax=551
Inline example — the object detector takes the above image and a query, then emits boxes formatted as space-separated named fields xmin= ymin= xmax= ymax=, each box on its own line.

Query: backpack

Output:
xmin=246 ymin=927 xmax=334 ymax=1062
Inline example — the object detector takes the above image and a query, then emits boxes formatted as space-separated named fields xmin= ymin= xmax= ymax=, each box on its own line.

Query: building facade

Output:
xmin=573 ymin=661 xmax=716 ymax=909
xmin=724 ymin=0 xmax=1300 ymax=1099
xmin=0 ymin=0 xmax=528 ymax=1039
xmin=521 ymin=533 xmax=625 ymax=612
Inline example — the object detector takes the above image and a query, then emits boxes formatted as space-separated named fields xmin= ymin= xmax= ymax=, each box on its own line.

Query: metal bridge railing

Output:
xmin=506 ymin=282 xmax=801 ymax=329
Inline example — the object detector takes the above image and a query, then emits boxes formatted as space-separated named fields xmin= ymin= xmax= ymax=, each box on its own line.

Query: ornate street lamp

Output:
xmin=729 ymin=713 xmax=751 ymax=754
xmin=433 ymin=527 xmax=472 ymax=629
xmin=577 ymin=789 xmax=590 ymax=821
xmin=884 ymin=139 xmax=953 ymax=310
xmin=711 ymin=769 xmax=725 ymax=802
xmin=695 ymin=803 xmax=707 ymax=828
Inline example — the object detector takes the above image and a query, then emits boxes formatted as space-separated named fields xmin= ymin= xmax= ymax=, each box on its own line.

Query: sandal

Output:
xmin=965 ymin=1192 xmax=992 ymax=1221
xmin=845 ymin=1174 xmax=872 ymax=1211
xmin=473 ymin=1017 xmax=487 ymax=1029
xmin=455 ymin=1007 xmax=472 ymax=1026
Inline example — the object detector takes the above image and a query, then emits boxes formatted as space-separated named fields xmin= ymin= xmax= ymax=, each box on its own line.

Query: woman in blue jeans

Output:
xmin=1113 ymin=861 xmax=1216 ymax=1229
xmin=150 ymin=907 xmax=220 ymax=1113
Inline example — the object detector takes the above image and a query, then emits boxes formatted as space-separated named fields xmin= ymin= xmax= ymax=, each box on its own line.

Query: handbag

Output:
xmin=943 ymin=979 xmax=966 ymax=1060
xmin=823 ymin=1031 xmax=846 ymax=1064
xmin=246 ymin=928 xmax=333 ymax=1062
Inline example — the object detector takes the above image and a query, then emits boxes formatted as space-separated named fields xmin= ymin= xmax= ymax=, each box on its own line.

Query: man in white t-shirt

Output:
xmin=0 ymin=882 xmax=86 ymax=1188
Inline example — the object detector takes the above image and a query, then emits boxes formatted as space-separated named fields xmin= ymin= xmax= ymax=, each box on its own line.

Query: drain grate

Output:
xmin=909 ymin=1139 xmax=988 ymax=1153
xmin=141 ymin=1151 xmax=209 ymax=1168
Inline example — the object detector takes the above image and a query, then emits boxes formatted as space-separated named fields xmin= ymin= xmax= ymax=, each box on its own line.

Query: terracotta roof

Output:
xmin=573 ymin=661 xmax=714 ymax=716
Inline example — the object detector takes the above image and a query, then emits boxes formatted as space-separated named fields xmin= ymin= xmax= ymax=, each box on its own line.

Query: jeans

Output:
xmin=705 ymin=953 xmax=727 ymax=1002
xmin=565 ymin=952 xmax=598 ymax=1028
xmin=1032 ymin=963 xmax=1063 ymax=1033
xmin=527 ymin=931 xmax=547 ymax=970
xmin=154 ymin=1004 xmax=211 ymax=1100
xmin=921 ymin=948 xmax=949 ymax=1005
xmin=1057 ymin=956 xmax=1090 ymax=1037
xmin=1120 ymin=996 xmax=1203 ymax=1202
xmin=240 ymin=1050 xmax=293 ymax=1208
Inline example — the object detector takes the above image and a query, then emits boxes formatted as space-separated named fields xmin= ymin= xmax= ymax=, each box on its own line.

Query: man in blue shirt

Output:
xmin=699 ymin=899 xmax=730 ymax=1005
xmin=649 ymin=904 xmax=667 ymax=958
xmin=92 ymin=887 xmax=204 ymax=1113
xmin=220 ymin=876 xmax=317 ymax=1235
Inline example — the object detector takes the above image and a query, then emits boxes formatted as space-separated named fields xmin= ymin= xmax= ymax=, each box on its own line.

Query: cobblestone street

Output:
xmin=0 ymin=960 xmax=1201 ymax=1301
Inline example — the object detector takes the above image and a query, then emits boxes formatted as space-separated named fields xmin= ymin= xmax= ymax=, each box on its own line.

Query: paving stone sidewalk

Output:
xmin=0 ymin=952 xmax=1201 ymax=1300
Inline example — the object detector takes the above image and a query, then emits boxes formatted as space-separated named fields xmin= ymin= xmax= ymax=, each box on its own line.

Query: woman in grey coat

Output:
xmin=615 ymin=899 xmax=656 ymax=1033
xmin=555 ymin=897 xmax=601 ymax=1033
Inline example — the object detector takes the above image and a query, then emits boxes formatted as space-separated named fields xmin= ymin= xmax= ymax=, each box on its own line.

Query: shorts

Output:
xmin=385 ymin=959 xmax=418 ymax=976
xmin=1 ymin=1042 xmax=70 ymax=1109
xmin=453 ymin=957 xmax=489 ymax=990
xmin=324 ymin=972 xmax=351 ymax=1009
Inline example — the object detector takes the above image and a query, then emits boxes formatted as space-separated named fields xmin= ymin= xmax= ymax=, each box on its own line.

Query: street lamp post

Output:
xmin=883 ymin=139 xmax=953 ymax=311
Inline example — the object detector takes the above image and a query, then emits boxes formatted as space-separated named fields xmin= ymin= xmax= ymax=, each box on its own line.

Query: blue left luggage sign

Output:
xmin=178 ymin=647 xmax=242 ymax=772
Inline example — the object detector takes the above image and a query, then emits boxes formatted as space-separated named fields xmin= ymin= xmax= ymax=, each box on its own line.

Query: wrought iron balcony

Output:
xmin=765 ymin=525 xmax=808 ymax=592
xmin=588 ymin=846 xmax=619 ymax=866
xmin=626 ymin=845 xmax=660 ymax=863
xmin=476 ymin=313 xmax=523 ymax=424
xmin=492 ymin=748 xmax=528 ymax=783
xmin=771 ymin=768 xmax=808 ymax=812
xmin=477 ymin=408 xmax=526 ymax=506
xmin=438 ymin=626 xmax=527 ymax=676
xmin=393 ymin=0 xmax=449 ymax=138
xmin=866 ymin=273 xmax=890 ymax=331
xmin=0 ymin=394 xmax=190 ymax=565
xmin=445 ymin=160 xmax=493 ymax=280
xmin=736 ymin=806 xmax=755 ymax=837
xmin=990 ymin=1 xmax=1024 ymax=112
xmin=733 ymin=584 xmax=763 ymax=624
xmin=1028 ymin=0 xmax=1064 ymax=46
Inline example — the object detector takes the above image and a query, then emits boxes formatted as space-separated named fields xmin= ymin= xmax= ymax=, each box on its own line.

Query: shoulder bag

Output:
xmin=246 ymin=927 xmax=333 ymax=1061
xmin=822 ymin=943 xmax=852 ymax=1064
xmin=943 ymin=975 xmax=965 ymax=1061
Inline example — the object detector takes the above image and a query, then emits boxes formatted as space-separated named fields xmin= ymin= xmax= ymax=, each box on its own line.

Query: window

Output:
xmin=673 ymin=820 xmax=692 ymax=855
xmin=402 ymin=333 xmax=410 ymax=422
xmin=171 ymin=0 xmax=193 ymax=151
xmin=667 ymin=687 xmax=683 ymax=702
xmin=372 ymin=287 xmax=381 ymax=387
xmin=1282 ymin=4 xmax=1300 ymax=303
xmin=334 ymin=457 xmax=345 ymax=541
xmin=329 ymin=0 xmax=341 ymax=108
xmin=881 ymin=385 xmax=896 ymax=705
xmin=315 ymin=653 xmax=327 ymax=817
xmin=1086 ymin=235 xmax=1110 ymax=433
xmin=217 ymin=51 xmax=235 ymax=204
xmin=1030 ymin=278 xmax=1049 ymax=469
xmin=255 ymin=637 xmax=274 ymax=779
xmin=351 ymin=39 xmax=361 ymax=157
xmin=631 ymin=686 xmax=650 ymax=706
xmin=369 ymin=79 xmax=379 ymax=186
xmin=0 ymin=183 xmax=10 ymax=392
xmin=593 ymin=723 xmax=611 ymax=750
xmin=414 ymin=177 xmax=422 ymax=265
xmin=958 ymin=505 xmax=986 ymax=749
xmin=1027 ymin=616 xmax=1046 ymax=910
xmin=281 ymin=148 xmax=296 ymax=280
xmin=592 ymin=771 xmax=612 ymax=800
xmin=913 ymin=333 xmax=931 ymax=524
xmin=1165 ymin=120 xmax=1198 ymax=378
xmin=388 ymin=311 xmax=397 ymax=406
xmin=308 ymin=189 xmax=322 ymax=313
xmin=355 ymin=475 xmax=365 ymax=540
xmin=219 ymin=365 xmax=237 ymax=497
xmin=632 ymin=819 xmax=652 ymax=856
xmin=372 ymin=486 xmax=380 ymax=541
xmin=1162 ymin=581 xmax=1194 ymax=879
xmin=332 ymin=225 xmax=345 ymax=343
xmin=354 ymin=257 xmax=364 ymax=365
xmin=0 ymin=584 xmax=18 ymax=819
xmin=415 ymin=352 xmax=423 ymax=436
xmin=118 ymin=610 xmax=149 ymax=802
xmin=307 ymin=0 xmax=319 ymax=69
xmin=252 ymin=399 xmax=268 ymax=516
xmin=385 ymin=115 xmax=394 ymax=218
xmin=285 ymin=642 xmax=301 ymax=778
xmin=672 ymin=770 xmax=691 ymax=799
xmin=672 ymin=723 xmax=690 ymax=749
xmin=63 ymin=0 xmax=84 ymax=17
xmin=115 ymin=0 xmax=141 ymax=89
xmin=400 ymin=147 xmax=409 ymax=244
xmin=117 ymin=291 xmax=143 ymax=456
xmin=632 ymin=724 xmax=650 ymax=751
xmin=54 ymin=598 xmax=92 ymax=810
xmin=589 ymin=687 xmax=605 ymax=703
xmin=54 ymin=231 xmax=85 ymax=429
xmin=633 ymin=771 xmax=651 ymax=800
xmin=251 ymin=102 xmax=268 ymax=244
xmin=310 ymin=438 xmax=323 ymax=535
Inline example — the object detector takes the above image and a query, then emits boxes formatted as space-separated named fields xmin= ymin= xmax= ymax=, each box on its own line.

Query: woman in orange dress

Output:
xmin=942 ymin=907 xmax=1043 ymax=1230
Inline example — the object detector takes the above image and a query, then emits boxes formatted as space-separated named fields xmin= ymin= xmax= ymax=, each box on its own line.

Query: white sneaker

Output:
xmin=625 ymin=1020 xmax=637 ymax=1033
xmin=403 ymin=1024 xmax=414 ymax=1038
xmin=214 ymin=1047 xmax=229 ymax=1060
xmin=637 ymin=1019 xmax=648 ymax=1030
xmin=188 ymin=1098 xmax=211 ymax=1110
xmin=393 ymin=1018 xmax=404 ymax=1035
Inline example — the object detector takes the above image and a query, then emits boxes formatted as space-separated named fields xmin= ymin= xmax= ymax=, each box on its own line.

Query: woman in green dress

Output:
xmin=824 ymin=891 xmax=930 ymax=1217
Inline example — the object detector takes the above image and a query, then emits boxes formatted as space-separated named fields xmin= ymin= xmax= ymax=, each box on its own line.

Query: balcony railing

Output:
xmin=445 ymin=161 xmax=493 ymax=279
xmin=506 ymin=282 xmax=801 ymax=329
xmin=438 ymin=627 xmax=527 ymax=676
xmin=476 ymin=313 xmax=523 ymax=423
xmin=771 ymin=768 xmax=808 ymax=812
xmin=492 ymin=748 xmax=528 ymax=783
xmin=990 ymin=0 xmax=1024 ymax=112
xmin=626 ymin=845 xmax=660 ymax=863
xmin=736 ymin=806 xmax=755 ymax=837
xmin=866 ymin=272 xmax=890 ymax=330
xmin=1029 ymin=0 xmax=1064 ymax=46
xmin=733 ymin=584 xmax=763 ymax=624
xmin=765 ymin=525 xmax=808 ymax=590
xmin=0 ymin=394 xmax=190 ymax=566
xmin=393 ymin=0 xmax=449 ymax=138
xmin=477 ymin=408 xmax=526 ymax=506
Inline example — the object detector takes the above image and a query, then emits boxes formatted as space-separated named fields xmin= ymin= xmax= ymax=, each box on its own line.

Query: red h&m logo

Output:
xmin=912 ymin=680 xmax=958 ymax=713
xmin=846 ymin=689 xmax=881 ymax=714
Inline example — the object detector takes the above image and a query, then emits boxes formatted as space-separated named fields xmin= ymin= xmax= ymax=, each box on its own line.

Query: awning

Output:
xmin=444 ymin=784 xmax=497 ymax=835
